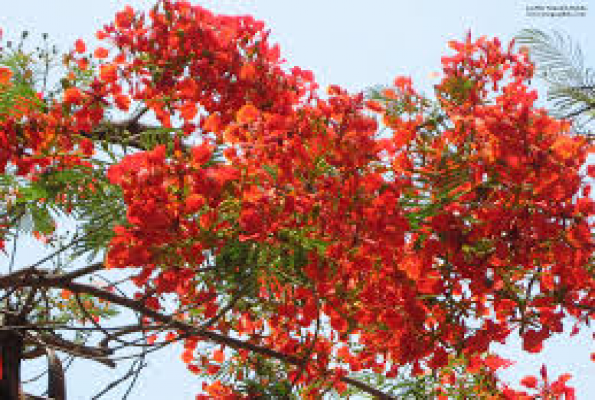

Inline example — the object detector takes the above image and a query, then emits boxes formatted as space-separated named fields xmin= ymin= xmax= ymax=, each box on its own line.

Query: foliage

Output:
xmin=516 ymin=29 xmax=595 ymax=133
xmin=0 ymin=3 xmax=592 ymax=399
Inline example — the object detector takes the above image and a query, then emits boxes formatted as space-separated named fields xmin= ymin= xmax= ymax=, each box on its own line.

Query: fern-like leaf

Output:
xmin=516 ymin=29 xmax=595 ymax=132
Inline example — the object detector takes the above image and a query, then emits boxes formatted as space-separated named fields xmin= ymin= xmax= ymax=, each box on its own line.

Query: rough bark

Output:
xmin=0 ymin=313 xmax=24 ymax=400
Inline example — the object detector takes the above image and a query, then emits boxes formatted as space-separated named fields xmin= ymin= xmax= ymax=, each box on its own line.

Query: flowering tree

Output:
xmin=0 ymin=1 xmax=592 ymax=399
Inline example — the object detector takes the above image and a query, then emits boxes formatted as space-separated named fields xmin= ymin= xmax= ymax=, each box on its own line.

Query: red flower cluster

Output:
xmin=2 ymin=2 xmax=592 ymax=398
xmin=99 ymin=7 xmax=593 ymax=398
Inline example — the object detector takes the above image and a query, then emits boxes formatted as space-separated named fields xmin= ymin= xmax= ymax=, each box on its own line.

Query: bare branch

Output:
xmin=25 ymin=332 xmax=115 ymax=368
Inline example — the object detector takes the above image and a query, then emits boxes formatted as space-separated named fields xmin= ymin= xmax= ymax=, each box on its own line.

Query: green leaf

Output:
xmin=516 ymin=29 xmax=595 ymax=130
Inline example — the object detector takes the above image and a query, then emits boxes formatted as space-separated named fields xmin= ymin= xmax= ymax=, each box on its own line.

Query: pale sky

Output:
xmin=1 ymin=1 xmax=593 ymax=398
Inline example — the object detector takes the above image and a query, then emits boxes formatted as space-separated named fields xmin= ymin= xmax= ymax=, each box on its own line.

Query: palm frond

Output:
xmin=516 ymin=29 xmax=595 ymax=132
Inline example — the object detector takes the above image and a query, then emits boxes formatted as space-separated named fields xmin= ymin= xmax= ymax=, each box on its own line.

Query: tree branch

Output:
xmin=13 ymin=272 xmax=395 ymax=398
xmin=25 ymin=332 xmax=115 ymax=368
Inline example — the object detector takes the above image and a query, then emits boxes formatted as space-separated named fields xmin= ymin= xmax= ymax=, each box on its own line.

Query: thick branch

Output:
xmin=0 ymin=268 xmax=45 ymax=291
xmin=25 ymin=331 xmax=115 ymax=368
xmin=56 ymin=263 xmax=105 ymax=282
xmin=13 ymin=272 xmax=394 ymax=398
xmin=83 ymin=108 xmax=190 ymax=152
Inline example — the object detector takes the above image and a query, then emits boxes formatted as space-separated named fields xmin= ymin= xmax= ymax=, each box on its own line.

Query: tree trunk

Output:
xmin=0 ymin=314 xmax=24 ymax=400
xmin=46 ymin=349 xmax=65 ymax=400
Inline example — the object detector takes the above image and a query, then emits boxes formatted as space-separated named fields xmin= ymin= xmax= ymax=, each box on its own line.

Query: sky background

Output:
xmin=1 ymin=0 xmax=594 ymax=398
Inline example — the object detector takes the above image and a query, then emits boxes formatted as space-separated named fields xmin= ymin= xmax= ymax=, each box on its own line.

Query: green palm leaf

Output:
xmin=516 ymin=29 xmax=595 ymax=132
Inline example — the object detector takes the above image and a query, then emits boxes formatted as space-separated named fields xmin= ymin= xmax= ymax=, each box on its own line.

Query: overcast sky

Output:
xmin=1 ymin=1 xmax=593 ymax=398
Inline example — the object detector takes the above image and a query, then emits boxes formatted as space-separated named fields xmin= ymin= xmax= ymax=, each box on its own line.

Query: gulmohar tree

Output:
xmin=0 ymin=1 xmax=593 ymax=399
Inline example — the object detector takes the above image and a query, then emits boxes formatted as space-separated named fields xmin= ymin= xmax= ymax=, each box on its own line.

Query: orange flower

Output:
xmin=94 ymin=47 xmax=109 ymax=59
xmin=212 ymin=349 xmax=225 ymax=363
xmin=365 ymin=100 xmax=384 ymax=113
xmin=203 ymin=113 xmax=221 ymax=132
xmin=96 ymin=30 xmax=107 ymax=40
xmin=63 ymin=87 xmax=84 ymax=105
xmin=179 ymin=101 xmax=197 ymax=121
xmin=551 ymin=135 xmax=582 ymax=160
xmin=399 ymin=254 xmax=421 ymax=281
xmin=114 ymin=94 xmax=131 ymax=111
xmin=239 ymin=63 xmax=256 ymax=80
xmin=520 ymin=375 xmax=538 ymax=389
xmin=74 ymin=38 xmax=86 ymax=54
xmin=77 ymin=58 xmax=89 ymax=70
xmin=185 ymin=194 xmax=205 ymax=214
xmin=115 ymin=6 xmax=134 ymax=29
xmin=236 ymin=103 xmax=259 ymax=124
xmin=0 ymin=67 xmax=12 ymax=85
xmin=181 ymin=349 xmax=194 ymax=364
xmin=100 ymin=64 xmax=118 ymax=83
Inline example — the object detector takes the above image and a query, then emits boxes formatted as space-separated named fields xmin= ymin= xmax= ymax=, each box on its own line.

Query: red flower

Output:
xmin=100 ymin=64 xmax=118 ymax=83
xmin=94 ymin=47 xmax=109 ymax=59
xmin=63 ymin=87 xmax=84 ymax=105
xmin=0 ymin=66 xmax=12 ymax=85
xmin=114 ymin=94 xmax=131 ymax=111
xmin=115 ymin=5 xmax=134 ymax=29
xmin=185 ymin=194 xmax=205 ymax=214
xmin=212 ymin=349 xmax=225 ymax=363
xmin=74 ymin=38 xmax=86 ymax=54
xmin=520 ymin=375 xmax=538 ymax=389
xmin=236 ymin=104 xmax=259 ymax=124
xmin=483 ymin=354 xmax=514 ymax=371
